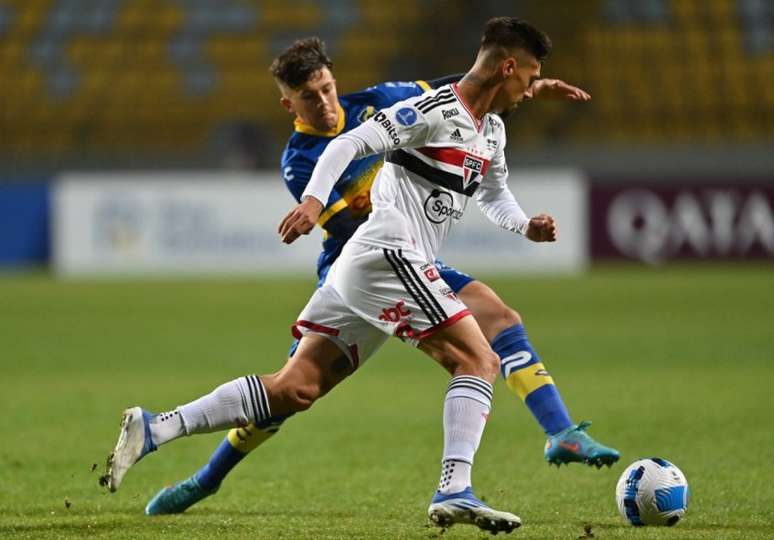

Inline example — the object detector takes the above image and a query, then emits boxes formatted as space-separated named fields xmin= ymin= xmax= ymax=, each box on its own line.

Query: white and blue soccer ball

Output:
xmin=615 ymin=458 xmax=689 ymax=526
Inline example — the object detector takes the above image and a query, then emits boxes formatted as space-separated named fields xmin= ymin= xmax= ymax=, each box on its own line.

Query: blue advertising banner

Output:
xmin=0 ymin=181 xmax=50 ymax=266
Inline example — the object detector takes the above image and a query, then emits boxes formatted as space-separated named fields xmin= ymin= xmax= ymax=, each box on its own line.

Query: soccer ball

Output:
xmin=615 ymin=458 xmax=689 ymax=526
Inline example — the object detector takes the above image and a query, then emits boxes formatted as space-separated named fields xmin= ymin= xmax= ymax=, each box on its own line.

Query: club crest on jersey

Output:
xmin=440 ymin=287 xmax=459 ymax=302
xmin=462 ymin=155 xmax=484 ymax=188
xmin=358 ymin=105 xmax=376 ymax=123
xmin=395 ymin=107 xmax=417 ymax=126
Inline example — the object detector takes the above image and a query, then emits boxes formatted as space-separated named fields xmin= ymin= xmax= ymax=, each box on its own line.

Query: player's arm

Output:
xmin=475 ymin=138 xmax=557 ymax=243
xmin=279 ymin=100 xmax=431 ymax=244
xmin=281 ymin=155 xmax=365 ymax=238
xmin=527 ymin=78 xmax=591 ymax=102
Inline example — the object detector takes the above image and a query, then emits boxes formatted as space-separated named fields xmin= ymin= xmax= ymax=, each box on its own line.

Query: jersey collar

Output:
xmin=294 ymin=102 xmax=346 ymax=137
xmin=451 ymin=83 xmax=483 ymax=132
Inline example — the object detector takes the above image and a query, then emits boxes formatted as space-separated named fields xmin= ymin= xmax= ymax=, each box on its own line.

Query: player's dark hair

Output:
xmin=270 ymin=37 xmax=334 ymax=88
xmin=481 ymin=17 xmax=552 ymax=61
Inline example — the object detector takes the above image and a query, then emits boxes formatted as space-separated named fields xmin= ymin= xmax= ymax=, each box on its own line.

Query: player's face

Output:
xmin=497 ymin=54 xmax=541 ymax=115
xmin=281 ymin=67 xmax=339 ymax=131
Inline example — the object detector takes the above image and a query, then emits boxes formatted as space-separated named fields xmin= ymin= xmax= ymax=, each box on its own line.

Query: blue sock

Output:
xmin=194 ymin=416 xmax=290 ymax=492
xmin=195 ymin=438 xmax=246 ymax=492
xmin=491 ymin=324 xmax=573 ymax=435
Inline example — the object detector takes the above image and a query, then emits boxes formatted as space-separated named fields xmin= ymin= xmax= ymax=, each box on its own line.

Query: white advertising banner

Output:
xmin=53 ymin=173 xmax=323 ymax=276
xmin=53 ymin=170 xmax=587 ymax=276
xmin=438 ymin=169 xmax=588 ymax=273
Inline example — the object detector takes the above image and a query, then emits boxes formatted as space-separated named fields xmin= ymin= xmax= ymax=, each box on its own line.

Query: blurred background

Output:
xmin=1 ymin=0 xmax=772 ymax=272
xmin=1 ymin=4 xmax=772 ymax=536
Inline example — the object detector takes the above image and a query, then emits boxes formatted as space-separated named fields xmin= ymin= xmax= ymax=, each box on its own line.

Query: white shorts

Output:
xmin=292 ymin=242 xmax=471 ymax=368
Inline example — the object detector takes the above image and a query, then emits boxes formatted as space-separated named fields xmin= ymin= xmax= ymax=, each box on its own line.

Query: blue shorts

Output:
xmin=433 ymin=259 xmax=475 ymax=293
xmin=317 ymin=259 xmax=475 ymax=293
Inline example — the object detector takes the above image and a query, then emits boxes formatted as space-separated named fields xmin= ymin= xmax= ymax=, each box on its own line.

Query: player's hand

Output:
xmin=525 ymin=214 xmax=558 ymax=242
xmin=279 ymin=197 xmax=324 ymax=244
xmin=528 ymin=79 xmax=591 ymax=102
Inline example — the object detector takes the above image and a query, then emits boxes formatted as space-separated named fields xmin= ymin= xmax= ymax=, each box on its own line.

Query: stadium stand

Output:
xmin=0 ymin=0 xmax=772 ymax=168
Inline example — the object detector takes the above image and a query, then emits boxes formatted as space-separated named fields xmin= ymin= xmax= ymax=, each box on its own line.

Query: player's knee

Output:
xmin=451 ymin=348 xmax=499 ymax=383
xmin=478 ymin=348 xmax=501 ymax=382
xmin=476 ymin=302 xmax=522 ymax=339
xmin=501 ymin=306 xmax=522 ymax=327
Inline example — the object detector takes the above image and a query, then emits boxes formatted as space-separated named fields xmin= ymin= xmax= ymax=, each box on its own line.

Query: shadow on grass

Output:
xmin=587 ymin=521 xmax=772 ymax=534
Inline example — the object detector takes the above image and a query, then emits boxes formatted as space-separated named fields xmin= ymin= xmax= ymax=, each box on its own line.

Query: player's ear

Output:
xmin=280 ymin=97 xmax=295 ymax=115
xmin=502 ymin=57 xmax=517 ymax=78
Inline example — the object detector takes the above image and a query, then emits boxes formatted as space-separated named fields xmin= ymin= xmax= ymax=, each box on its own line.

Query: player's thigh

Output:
xmin=292 ymin=280 xmax=389 ymax=371
xmin=458 ymin=280 xmax=521 ymax=342
xmin=418 ymin=313 xmax=499 ymax=382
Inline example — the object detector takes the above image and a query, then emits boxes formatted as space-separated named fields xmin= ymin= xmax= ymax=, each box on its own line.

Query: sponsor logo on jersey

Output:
xmin=441 ymin=108 xmax=459 ymax=120
xmin=424 ymin=189 xmax=463 ymax=224
xmin=395 ymin=107 xmax=417 ymax=126
xmin=373 ymin=111 xmax=401 ymax=145
xmin=486 ymin=138 xmax=498 ymax=151
xmin=462 ymin=155 xmax=484 ymax=189
xmin=424 ymin=266 xmax=440 ymax=282
xmin=378 ymin=300 xmax=412 ymax=323
xmin=358 ymin=105 xmax=376 ymax=123
xmin=449 ymin=128 xmax=463 ymax=143
xmin=487 ymin=116 xmax=499 ymax=129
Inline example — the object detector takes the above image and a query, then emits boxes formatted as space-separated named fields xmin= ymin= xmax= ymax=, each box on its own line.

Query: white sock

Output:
xmin=438 ymin=375 xmax=493 ymax=495
xmin=148 ymin=410 xmax=185 ymax=446
xmin=438 ymin=459 xmax=472 ymax=494
xmin=150 ymin=375 xmax=271 ymax=445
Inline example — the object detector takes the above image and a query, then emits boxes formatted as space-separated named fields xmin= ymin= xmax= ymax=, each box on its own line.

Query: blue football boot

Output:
xmin=428 ymin=487 xmax=521 ymax=533
xmin=145 ymin=476 xmax=218 ymax=515
xmin=544 ymin=420 xmax=620 ymax=468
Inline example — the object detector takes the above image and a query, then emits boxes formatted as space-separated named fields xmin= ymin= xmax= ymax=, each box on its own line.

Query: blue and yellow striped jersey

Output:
xmin=280 ymin=80 xmax=431 ymax=282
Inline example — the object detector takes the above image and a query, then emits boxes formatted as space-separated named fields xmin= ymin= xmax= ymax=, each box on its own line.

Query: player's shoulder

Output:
xmin=401 ymin=84 xmax=465 ymax=128
xmin=281 ymin=136 xmax=318 ymax=170
xmin=342 ymin=80 xmax=428 ymax=109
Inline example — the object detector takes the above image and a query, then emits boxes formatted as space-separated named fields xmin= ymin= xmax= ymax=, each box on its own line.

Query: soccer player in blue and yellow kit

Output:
xmin=144 ymin=37 xmax=618 ymax=515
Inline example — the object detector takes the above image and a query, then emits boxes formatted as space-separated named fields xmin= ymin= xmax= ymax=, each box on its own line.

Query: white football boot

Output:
xmin=428 ymin=487 xmax=521 ymax=533
xmin=104 ymin=406 xmax=157 ymax=492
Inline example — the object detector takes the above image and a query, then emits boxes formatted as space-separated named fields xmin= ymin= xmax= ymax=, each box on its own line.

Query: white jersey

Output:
xmin=303 ymin=83 xmax=529 ymax=263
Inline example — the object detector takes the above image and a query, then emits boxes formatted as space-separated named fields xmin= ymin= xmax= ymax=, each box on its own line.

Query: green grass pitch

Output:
xmin=1 ymin=264 xmax=772 ymax=539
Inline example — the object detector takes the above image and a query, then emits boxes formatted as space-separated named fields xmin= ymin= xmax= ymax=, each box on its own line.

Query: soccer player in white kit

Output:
xmin=105 ymin=17 xmax=578 ymax=533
